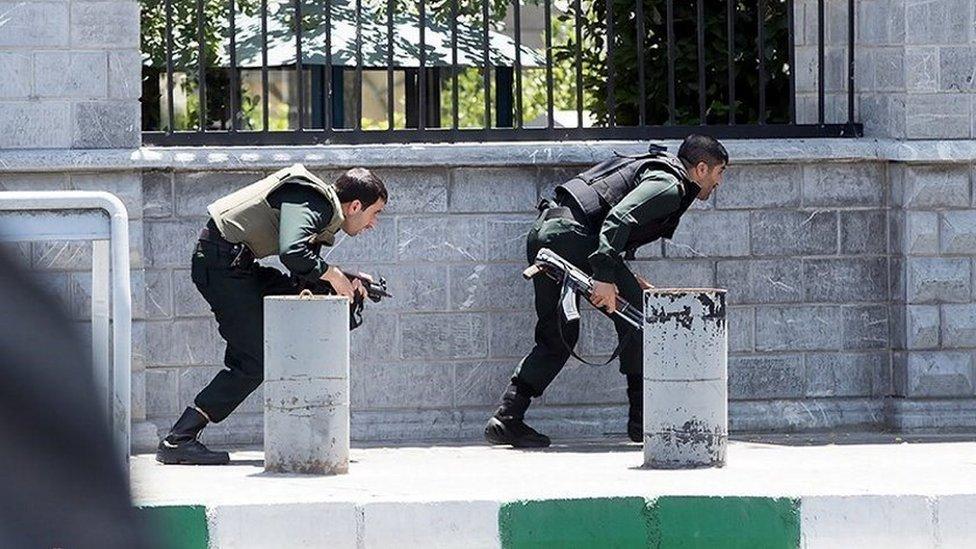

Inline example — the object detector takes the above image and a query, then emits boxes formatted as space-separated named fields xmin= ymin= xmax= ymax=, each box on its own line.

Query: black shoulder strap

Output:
xmin=553 ymin=274 xmax=636 ymax=367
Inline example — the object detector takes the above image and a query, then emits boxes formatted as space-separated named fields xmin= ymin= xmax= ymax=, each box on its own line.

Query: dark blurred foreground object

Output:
xmin=0 ymin=248 xmax=149 ymax=548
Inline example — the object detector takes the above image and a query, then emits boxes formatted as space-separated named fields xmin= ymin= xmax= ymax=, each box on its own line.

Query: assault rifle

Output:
xmin=299 ymin=270 xmax=392 ymax=330
xmin=523 ymin=247 xmax=643 ymax=331
xmin=342 ymin=271 xmax=393 ymax=303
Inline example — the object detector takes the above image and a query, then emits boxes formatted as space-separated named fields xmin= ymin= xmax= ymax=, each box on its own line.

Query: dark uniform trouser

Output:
xmin=189 ymin=239 xmax=300 ymax=423
xmin=512 ymin=214 xmax=643 ymax=396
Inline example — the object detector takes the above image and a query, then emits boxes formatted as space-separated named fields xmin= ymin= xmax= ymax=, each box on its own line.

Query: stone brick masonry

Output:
xmin=4 ymin=143 xmax=976 ymax=447
xmin=129 ymin=153 xmax=961 ymax=444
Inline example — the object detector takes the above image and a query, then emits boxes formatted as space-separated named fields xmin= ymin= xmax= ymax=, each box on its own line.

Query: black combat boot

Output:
xmin=156 ymin=407 xmax=230 ymax=465
xmin=627 ymin=374 xmax=642 ymax=443
xmin=484 ymin=381 xmax=551 ymax=448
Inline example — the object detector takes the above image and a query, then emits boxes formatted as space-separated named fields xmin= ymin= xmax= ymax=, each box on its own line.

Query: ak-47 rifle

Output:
xmin=523 ymin=247 xmax=643 ymax=331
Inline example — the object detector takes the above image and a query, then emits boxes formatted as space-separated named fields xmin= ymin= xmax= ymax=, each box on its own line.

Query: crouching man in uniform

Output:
xmin=484 ymin=134 xmax=728 ymax=448
xmin=156 ymin=165 xmax=387 ymax=465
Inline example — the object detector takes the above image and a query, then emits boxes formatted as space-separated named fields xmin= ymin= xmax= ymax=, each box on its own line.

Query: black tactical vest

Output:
xmin=554 ymin=146 xmax=699 ymax=256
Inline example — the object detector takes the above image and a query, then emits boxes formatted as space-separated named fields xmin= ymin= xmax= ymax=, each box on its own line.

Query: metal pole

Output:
xmin=847 ymin=0 xmax=855 ymax=124
xmin=264 ymin=295 xmax=350 ymax=475
xmin=643 ymin=289 xmax=727 ymax=469
xmin=606 ymin=0 xmax=615 ymax=127
xmin=196 ymin=0 xmax=207 ymax=132
xmin=261 ymin=0 xmax=270 ymax=131
xmin=165 ymin=0 xmax=175 ymax=132
xmin=727 ymin=0 xmax=736 ymax=125
xmin=697 ymin=0 xmax=706 ymax=124
xmin=296 ymin=0 xmax=306 ymax=131
xmin=665 ymin=0 xmax=675 ymax=124
xmin=635 ymin=0 xmax=646 ymax=126
xmin=757 ymin=0 xmax=766 ymax=124
xmin=817 ymin=0 xmax=825 ymax=124
xmin=229 ymin=0 xmax=239 ymax=131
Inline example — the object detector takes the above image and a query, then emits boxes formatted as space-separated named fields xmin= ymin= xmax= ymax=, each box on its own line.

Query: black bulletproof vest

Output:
xmin=554 ymin=146 xmax=699 ymax=256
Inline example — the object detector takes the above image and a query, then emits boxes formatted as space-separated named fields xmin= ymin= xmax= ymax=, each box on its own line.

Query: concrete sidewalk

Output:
xmin=132 ymin=435 xmax=976 ymax=548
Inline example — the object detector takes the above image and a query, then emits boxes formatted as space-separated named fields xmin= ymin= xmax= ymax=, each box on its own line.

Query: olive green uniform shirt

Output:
xmin=588 ymin=171 xmax=688 ymax=283
xmin=267 ymin=183 xmax=336 ymax=282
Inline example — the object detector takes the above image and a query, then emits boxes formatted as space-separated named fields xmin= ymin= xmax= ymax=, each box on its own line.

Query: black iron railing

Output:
xmin=141 ymin=0 xmax=861 ymax=145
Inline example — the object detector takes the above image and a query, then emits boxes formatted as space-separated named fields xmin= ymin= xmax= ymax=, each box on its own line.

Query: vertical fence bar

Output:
xmin=514 ymin=0 xmax=523 ymax=128
xmin=418 ymin=0 xmax=427 ymax=130
xmin=666 ymin=0 xmax=675 ymax=124
xmin=387 ymin=0 xmax=395 ymax=130
xmin=697 ymin=0 xmax=706 ymax=124
xmin=574 ymin=0 xmax=582 ymax=127
xmin=296 ymin=0 xmax=306 ymax=131
xmin=482 ymin=0 xmax=491 ymax=128
xmin=757 ymin=0 xmax=766 ymax=124
xmin=324 ymin=0 xmax=332 ymax=131
xmin=356 ymin=0 xmax=363 ymax=130
xmin=635 ymin=0 xmax=646 ymax=126
xmin=545 ymin=0 xmax=554 ymax=129
xmin=452 ymin=0 xmax=460 ymax=130
xmin=261 ymin=0 xmax=270 ymax=131
xmin=787 ymin=0 xmax=796 ymax=123
xmin=817 ymin=0 xmax=825 ymax=124
xmin=165 ymin=0 xmax=175 ymax=133
xmin=727 ymin=0 xmax=735 ymax=125
xmin=229 ymin=0 xmax=238 ymax=131
xmin=606 ymin=0 xmax=615 ymax=126
xmin=847 ymin=0 xmax=855 ymax=124
xmin=197 ymin=0 xmax=206 ymax=132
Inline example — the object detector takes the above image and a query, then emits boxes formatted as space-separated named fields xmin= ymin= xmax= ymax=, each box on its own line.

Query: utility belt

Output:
xmin=199 ymin=219 xmax=256 ymax=271
xmin=536 ymin=198 xmax=592 ymax=230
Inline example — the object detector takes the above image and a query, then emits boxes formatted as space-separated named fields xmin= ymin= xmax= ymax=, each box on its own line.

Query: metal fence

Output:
xmin=141 ymin=0 xmax=861 ymax=145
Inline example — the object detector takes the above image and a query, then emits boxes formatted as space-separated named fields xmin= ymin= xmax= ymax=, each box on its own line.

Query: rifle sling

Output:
xmin=554 ymin=273 xmax=637 ymax=367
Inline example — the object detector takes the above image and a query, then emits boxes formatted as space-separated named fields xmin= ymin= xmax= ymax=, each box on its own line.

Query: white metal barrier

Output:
xmin=0 ymin=191 xmax=132 ymax=464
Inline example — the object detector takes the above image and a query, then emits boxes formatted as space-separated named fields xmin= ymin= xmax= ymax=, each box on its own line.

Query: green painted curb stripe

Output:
xmin=499 ymin=496 xmax=801 ymax=549
xmin=136 ymin=505 xmax=209 ymax=549
xmin=651 ymin=496 xmax=800 ymax=549
xmin=499 ymin=497 xmax=652 ymax=549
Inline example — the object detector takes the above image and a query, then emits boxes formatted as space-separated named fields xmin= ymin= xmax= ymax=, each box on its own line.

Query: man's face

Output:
xmin=691 ymin=162 xmax=727 ymax=200
xmin=341 ymin=199 xmax=385 ymax=236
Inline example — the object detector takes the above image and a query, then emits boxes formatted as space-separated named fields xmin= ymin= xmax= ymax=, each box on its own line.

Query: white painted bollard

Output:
xmin=643 ymin=288 xmax=728 ymax=469
xmin=264 ymin=294 xmax=349 ymax=475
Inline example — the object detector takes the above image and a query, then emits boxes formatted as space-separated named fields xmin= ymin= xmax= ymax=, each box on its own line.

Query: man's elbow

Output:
xmin=278 ymin=249 xmax=305 ymax=273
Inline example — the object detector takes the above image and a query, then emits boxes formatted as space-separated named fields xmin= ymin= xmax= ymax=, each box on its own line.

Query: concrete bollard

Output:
xmin=643 ymin=288 xmax=728 ymax=469
xmin=264 ymin=294 xmax=349 ymax=475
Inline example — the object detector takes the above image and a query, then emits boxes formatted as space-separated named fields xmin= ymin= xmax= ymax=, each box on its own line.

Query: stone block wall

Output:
xmin=0 ymin=0 xmax=141 ymax=149
xmin=889 ymin=163 xmax=976 ymax=429
xmin=793 ymin=0 xmax=976 ymax=138
xmin=4 ymin=142 xmax=976 ymax=447
xmin=137 ymin=155 xmax=891 ymax=444
xmin=853 ymin=0 xmax=976 ymax=138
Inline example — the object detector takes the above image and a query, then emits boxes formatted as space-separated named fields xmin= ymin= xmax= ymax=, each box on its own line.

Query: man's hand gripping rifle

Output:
xmin=523 ymin=248 xmax=643 ymax=331
xmin=300 ymin=270 xmax=393 ymax=330
xmin=343 ymin=271 xmax=393 ymax=304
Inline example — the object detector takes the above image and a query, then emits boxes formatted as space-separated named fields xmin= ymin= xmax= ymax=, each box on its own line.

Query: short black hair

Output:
xmin=334 ymin=167 xmax=388 ymax=207
xmin=677 ymin=134 xmax=729 ymax=168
